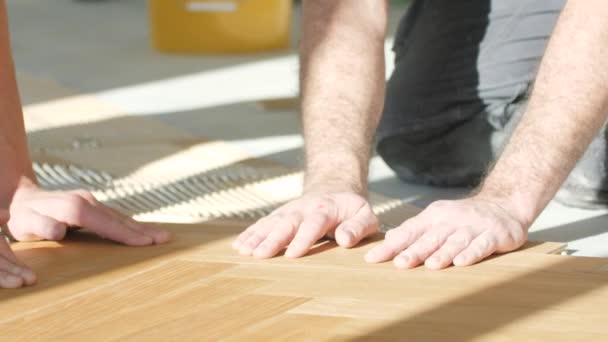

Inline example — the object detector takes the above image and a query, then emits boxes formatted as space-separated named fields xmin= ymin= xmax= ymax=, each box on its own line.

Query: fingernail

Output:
xmin=18 ymin=268 xmax=36 ymax=285
xmin=337 ymin=229 xmax=354 ymax=246
xmin=425 ymin=256 xmax=441 ymax=269
xmin=453 ymin=255 xmax=465 ymax=266
xmin=394 ymin=255 xmax=410 ymax=268
xmin=1 ymin=273 xmax=23 ymax=288
xmin=284 ymin=246 xmax=301 ymax=258
xmin=365 ymin=246 xmax=383 ymax=261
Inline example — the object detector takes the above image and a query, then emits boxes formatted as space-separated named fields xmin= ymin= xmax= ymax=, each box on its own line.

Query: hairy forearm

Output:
xmin=0 ymin=1 xmax=35 ymax=206
xmin=300 ymin=0 xmax=387 ymax=195
xmin=479 ymin=0 xmax=608 ymax=226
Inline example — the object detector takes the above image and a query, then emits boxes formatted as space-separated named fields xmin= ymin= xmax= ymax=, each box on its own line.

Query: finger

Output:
xmin=238 ymin=216 xmax=281 ymax=256
xmin=233 ymin=217 xmax=268 ymax=250
xmin=13 ymin=266 xmax=36 ymax=286
xmin=0 ymin=251 xmax=24 ymax=276
xmin=365 ymin=215 xmax=429 ymax=263
xmin=9 ymin=208 xmax=67 ymax=242
xmin=70 ymin=191 xmax=171 ymax=245
xmin=39 ymin=195 xmax=153 ymax=246
xmin=334 ymin=203 xmax=378 ymax=248
xmin=123 ymin=220 xmax=172 ymax=245
xmin=453 ymin=231 xmax=497 ymax=267
xmin=232 ymin=228 xmax=256 ymax=250
xmin=99 ymin=208 xmax=171 ymax=245
xmin=0 ymin=270 xmax=23 ymax=289
xmin=252 ymin=213 xmax=301 ymax=259
xmin=0 ymin=251 xmax=36 ymax=286
xmin=234 ymin=214 xmax=281 ymax=250
xmin=285 ymin=213 xmax=334 ymax=258
xmin=393 ymin=231 xmax=450 ymax=269
xmin=425 ymin=232 xmax=474 ymax=270
xmin=0 ymin=238 xmax=19 ymax=264
xmin=81 ymin=209 xmax=154 ymax=246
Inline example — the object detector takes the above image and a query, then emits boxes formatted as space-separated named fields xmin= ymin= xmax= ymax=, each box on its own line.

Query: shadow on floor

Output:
xmin=529 ymin=214 xmax=608 ymax=243
xmin=1 ymin=221 xmax=241 ymax=303
xmin=350 ymin=256 xmax=608 ymax=341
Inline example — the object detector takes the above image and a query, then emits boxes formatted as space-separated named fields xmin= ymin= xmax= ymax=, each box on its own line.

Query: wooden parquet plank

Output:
xmin=0 ymin=267 xmax=274 ymax=340
xmin=226 ymin=313 xmax=350 ymax=341
xmin=0 ymin=111 xmax=601 ymax=340
xmin=1 ymin=222 xmax=606 ymax=340
xmin=111 ymin=295 xmax=310 ymax=342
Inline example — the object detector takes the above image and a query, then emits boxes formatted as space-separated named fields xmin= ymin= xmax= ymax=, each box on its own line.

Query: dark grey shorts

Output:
xmin=377 ymin=0 xmax=567 ymax=187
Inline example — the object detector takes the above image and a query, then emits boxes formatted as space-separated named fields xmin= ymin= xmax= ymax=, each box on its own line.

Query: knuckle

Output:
xmin=314 ymin=211 xmax=330 ymax=222
xmin=360 ymin=202 xmax=374 ymax=214
xmin=500 ymin=228 xmax=527 ymax=251
xmin=259 ymin=237 xmax=278 ymax=248
xmin=282 ymin=222 xmax=299 ymax=236
xmin=476 ymin=236 xmax=495 ymax=252
xmin=61 ymin=196 xmax=89 ymax=219
xmin=451 ymin=233 xmax=472 ymax=247
xmin=245 ymin=234 xmax=264 ymax=247
xmin=510 ymin=226 xmax=527 ymax=243
xmin=422 ymin=233 xmax=444 ymax=246
xmin=494 ymin=230 xmax=511 ymax=243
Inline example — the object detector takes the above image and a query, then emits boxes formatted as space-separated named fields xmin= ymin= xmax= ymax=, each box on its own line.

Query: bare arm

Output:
xmin=0 ymin=0 xmax=34 ymax=207
xmin=233 ymin=0 xmax=388 ymax=259
xmin=479 ymin=0 xmax=608 ymax=225
xmin=0 ymin=1 xmax=169 ymax=287
xmin=367 ymin=0 xmax=608 ymax=269
xmin=301 ymin=0 xmax=388 ymax=195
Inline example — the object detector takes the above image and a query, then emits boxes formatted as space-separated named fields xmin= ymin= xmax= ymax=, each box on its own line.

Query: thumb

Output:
xmin=334 ymin=203 xmax=379 ymax=248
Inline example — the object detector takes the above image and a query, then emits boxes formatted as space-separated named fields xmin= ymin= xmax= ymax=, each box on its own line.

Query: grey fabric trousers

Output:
xmin=377 ymin=0 xmax=608 ymax=206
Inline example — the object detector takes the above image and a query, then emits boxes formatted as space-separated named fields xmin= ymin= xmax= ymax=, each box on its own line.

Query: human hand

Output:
xmin=0 ymin=209 xmax=36 ymax=288
xmin=365 ymin=196 xmax=528 ymax=269
xmin=5 ymin=186 xmax=171 ymax=246
xmin=232 ymin=191 xmax=379 ymax=259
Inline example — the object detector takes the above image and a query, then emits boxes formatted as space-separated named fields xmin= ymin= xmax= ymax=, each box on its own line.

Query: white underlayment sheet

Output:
xmin=33 ymin=162 xmax=414 ymax=229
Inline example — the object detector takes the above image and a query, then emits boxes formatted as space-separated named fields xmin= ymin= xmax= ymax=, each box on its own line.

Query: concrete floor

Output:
xmin=7 ymin=0 xmax=608 ymax=257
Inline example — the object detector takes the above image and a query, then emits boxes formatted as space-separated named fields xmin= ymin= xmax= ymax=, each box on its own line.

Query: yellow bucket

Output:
xmin=149 ymin=0 xmax=292 ymax=53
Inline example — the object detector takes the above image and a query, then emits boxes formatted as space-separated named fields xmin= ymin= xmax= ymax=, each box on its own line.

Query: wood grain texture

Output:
xmin=9 ymin=110 xmax=604 ymax=341
xmin=0 ymin=223 xmax=606 ymax=341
